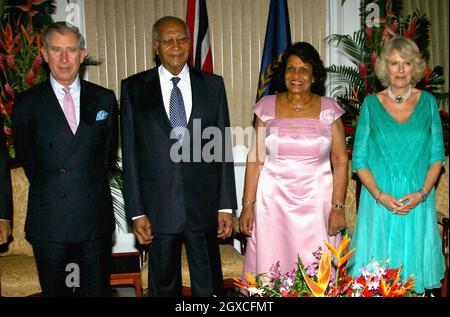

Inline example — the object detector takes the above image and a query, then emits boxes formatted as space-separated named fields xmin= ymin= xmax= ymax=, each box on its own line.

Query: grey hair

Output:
xmin=375 ymin=36 xmax=426 ymax=87
xmin=43 ymin=21 xmax=85 ymax=51
xmin=152 ymin=16 xmax=190 ymax=42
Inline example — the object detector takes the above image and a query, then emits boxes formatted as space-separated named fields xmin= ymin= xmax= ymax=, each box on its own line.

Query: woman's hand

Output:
xmin=394 ymin=191 xmax=424 ymax=214
xmin=328 ymin=208 xmax=345 ymax=236
xmin=378 ymin=192 xmax=407 ymax=215
xmin=239 ymin=206 xmax=254 ymax=236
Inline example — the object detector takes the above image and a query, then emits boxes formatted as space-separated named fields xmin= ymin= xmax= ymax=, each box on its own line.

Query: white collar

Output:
xmin=50 ymin=74 xmax=81 ymax=93
xmin=159 ymin=64 xmax=190 ymax=84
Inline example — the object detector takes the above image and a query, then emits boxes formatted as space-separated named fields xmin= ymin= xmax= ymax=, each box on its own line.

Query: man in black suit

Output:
xmin=0 ymin=119 xmax=12 ymax=245
xmin=12 ymin=22 xmax=118 ymax=296
xmin=120 ymin=16 xmax=237 ymax=297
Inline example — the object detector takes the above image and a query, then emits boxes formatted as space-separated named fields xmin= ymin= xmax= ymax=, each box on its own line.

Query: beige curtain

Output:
xmin=84 ymin=0 xmax=326 ymax=132
xmin=403 ymin=0 xmax=449 ymax=110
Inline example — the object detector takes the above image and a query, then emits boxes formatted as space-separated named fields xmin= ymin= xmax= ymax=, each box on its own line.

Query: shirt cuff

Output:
xmin=218 ymin=209 xmax=233 ymax=214
xmin=131 ymin=215 xmax=147 ymax=221
xmin=0 ymin=219 xmax=11 ymax=222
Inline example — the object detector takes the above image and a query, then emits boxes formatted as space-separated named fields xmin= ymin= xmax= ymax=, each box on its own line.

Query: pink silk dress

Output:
xmin=243 ymin=95 xmax=345 ymax=277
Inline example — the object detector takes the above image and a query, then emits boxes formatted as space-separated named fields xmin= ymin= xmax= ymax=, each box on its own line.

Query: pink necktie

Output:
xmin=63 ymin=86 xmax=77 ymax=134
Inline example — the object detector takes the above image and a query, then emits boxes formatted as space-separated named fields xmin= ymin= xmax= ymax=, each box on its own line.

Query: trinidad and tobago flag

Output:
xmin=186 ymin=0 xmax=213 ymax=73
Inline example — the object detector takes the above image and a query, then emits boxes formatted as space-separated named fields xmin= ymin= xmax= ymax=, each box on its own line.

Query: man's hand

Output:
xmin=0 ymin=220 xmax=11 ymax=245
xmin=133 ymin=216 xmax=154 ymax=245
xmin=217 ymin=212 xmax=233 ymax=239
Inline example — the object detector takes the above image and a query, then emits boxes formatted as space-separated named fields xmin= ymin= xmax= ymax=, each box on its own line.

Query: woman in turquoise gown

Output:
xmin=348 ymin=36 xmax=445 ymax=294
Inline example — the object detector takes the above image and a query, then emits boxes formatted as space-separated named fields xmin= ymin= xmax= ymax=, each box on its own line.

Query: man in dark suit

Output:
xmin=0 ymin=119 xmax=13 ymax=245
xmin=120 ymin=16 xmax=237 ymax=297
xmin=12 ymin=22 xmax=118 ymax=296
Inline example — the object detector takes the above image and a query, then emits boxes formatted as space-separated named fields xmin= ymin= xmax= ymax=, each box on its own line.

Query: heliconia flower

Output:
xmin=0 ymin=29 xmax=21 ymax=54
xmin=403 ymin=17 xmax=417 ymax=40
xmin=301 ymin=250 xmax=331 ymax=297
xmin=15 ymin=1 xmax=40 ymax=17
xmin=350 ymin=87 xmax=360 ymax=103
xmin=0 ymin=56 xmax=5 ymax=73
xmin=21 ymin=24 xmax=35 ymax=45
xmin=25 ymin=69 xmax=36 ymax=86
xmin=35 ymin=32 xmax=42 ymax=52
xmin=325 ymin=235 xmax=355 ymax=269
xmin=381 ymin=21 xmax=399 ymax=44
xmin=423 ymin=67 xmax=432 ymax=83
xmin=4 ymin=99 xmax=13 ymax=114
xmin=5 ymin=83 xmax=14 ymax=99
xmin=381 ymin=265 xmax=406 ymax=297
xmin=358 ymin=63 xmax=367 ymax=79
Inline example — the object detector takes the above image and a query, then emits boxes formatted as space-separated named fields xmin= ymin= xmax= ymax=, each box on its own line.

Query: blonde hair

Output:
xmin=375 ymin=36 xmax=426 ymax=87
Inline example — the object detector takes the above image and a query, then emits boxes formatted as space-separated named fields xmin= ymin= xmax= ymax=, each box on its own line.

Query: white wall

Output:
xmin=326 ymin=0 xmax=361 ymax=68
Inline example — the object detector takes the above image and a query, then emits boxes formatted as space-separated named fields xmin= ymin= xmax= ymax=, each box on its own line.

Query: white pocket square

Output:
xmin=96 ymin=110 xmax=109 ymax=121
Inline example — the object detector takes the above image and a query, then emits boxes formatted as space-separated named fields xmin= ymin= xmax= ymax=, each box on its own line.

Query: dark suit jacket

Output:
xmin=0 ymin=119 xmax=12 ymax=221
xmin=120 ymin=66 xmax=237 ymax=234
xmin=12 ymin=80 xmax=118 ymax=243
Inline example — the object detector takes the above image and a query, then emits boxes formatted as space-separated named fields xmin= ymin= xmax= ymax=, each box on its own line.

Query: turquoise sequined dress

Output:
xmin=348 ymin=91 xmax=445 ymax=293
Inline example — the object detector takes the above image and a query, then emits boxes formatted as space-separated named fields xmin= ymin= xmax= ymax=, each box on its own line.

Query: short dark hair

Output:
xmin=43 ymin=21 xmax=85 ymax=50
xmin=152 ymin=16 xmax=190 ymax=42
xmin=272 ymin=42 xmax=326 ymax=96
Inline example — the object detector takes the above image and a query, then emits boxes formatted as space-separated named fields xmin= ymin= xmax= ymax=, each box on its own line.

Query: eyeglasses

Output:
xmin=157 ymin=35 xmax=189 ymax=47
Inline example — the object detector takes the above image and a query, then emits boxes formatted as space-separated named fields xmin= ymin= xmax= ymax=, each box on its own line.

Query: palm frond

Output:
xmin=326 ymin=30 xmax=367 ymax=66
xmin=326 ymin=65 xmax=365 ymax=96
xmin=82 ymin=54 xmax=103 ymax=67
xmin=108 ymin=161 xmax=128 ymax=231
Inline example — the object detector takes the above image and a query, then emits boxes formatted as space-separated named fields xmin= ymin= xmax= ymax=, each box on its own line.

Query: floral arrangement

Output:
xmin=0 ymin=0 xmax=55 ymax=161
xmin=327 ymin=0 xmax=448 ymax=156
xmin=234 ymin=235 xmax=416 ymax=297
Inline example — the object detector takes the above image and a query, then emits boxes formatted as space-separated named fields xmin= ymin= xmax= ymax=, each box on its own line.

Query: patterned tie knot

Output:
xmin=171 ymin=77 xmax=181 ymax=86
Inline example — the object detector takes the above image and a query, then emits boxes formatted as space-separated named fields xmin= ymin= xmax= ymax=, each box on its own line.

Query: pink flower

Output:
xmin=6 ymin=55 xmax=15 ymax=69
xmin=25 ymin=69 xmax=36 ymax=87
xmin=320 ymin=109 xmax=335 ymax=125
xmin=371 ymin=52 xmax=378 ymax=72
xmin=34 ymin=55 xmax=43 ymax=72
xmin=365 ymin=26 xmax=373 ymax=47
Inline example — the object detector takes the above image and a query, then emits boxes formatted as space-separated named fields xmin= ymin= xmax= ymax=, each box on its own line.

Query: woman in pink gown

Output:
xmin=239 ymin=42 xmax=348 ymax=278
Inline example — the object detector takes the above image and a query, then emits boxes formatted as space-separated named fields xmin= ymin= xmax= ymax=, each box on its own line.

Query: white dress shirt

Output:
xmin=49 ymin=74 xmax=81 ymax=124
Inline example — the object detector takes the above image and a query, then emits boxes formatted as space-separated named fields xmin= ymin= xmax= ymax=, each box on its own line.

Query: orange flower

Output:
xmin=301 ymin=250 xmax=331 ymax=297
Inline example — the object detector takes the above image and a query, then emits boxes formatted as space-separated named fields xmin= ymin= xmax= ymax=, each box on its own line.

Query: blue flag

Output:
xmin=256 ymin=0 xmax=291 ymax=102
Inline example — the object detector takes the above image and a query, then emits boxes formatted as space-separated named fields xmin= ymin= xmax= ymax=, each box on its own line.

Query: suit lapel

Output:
xmin=64 ymin=80 xmax=97 ymax=161
xmin=41 ymin=81 xmax=73 ymax=148
xmin=187 ymin=68 xmax=206 ymax=132
xmin=143 ymin=69 xmax=173 ymax=137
